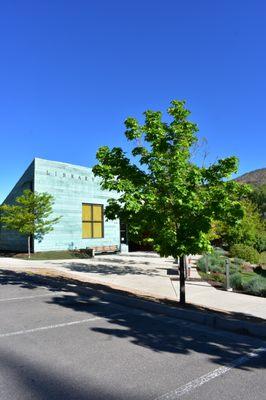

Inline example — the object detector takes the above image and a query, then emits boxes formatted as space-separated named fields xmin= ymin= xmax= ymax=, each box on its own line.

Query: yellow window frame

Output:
xmin=82 ymin=203 xmax=104 ymax=239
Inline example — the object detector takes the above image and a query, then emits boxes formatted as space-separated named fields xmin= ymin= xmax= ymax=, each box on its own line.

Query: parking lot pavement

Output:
xmin=0 ymin=280 xmax=265 ymax=400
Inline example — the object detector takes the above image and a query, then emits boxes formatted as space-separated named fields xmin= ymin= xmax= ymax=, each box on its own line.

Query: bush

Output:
xmin=230 ymin=244 xmax=260 ymax=264
xmin=197 ymin=256 xmax=208 ymax=272
xmin=230 ymin=273 xmax=243 ymax=290
xmin=213 ymin=247 xmax=228 ymax=256
xmin=233 ymin=257 xmax=245 ymax=267
xmin=242 ymin=276 xmax=266 ymax=297
xmin=209 ymin=251 xmax=226 ymax=272
xmin=229 ymin=264 xmax=240 ymax=275
xmin=197 ymin=251 xmax=225 ymax=273
xmin=254 ymin=231 xmax=266 ymax=253
xmin=209 ymin=272 xmax=225 ymax=284
xmin=210 ymin=264 xmax=224 ymax=273
xmin=259 ymin=251 xmax=266 ymax=266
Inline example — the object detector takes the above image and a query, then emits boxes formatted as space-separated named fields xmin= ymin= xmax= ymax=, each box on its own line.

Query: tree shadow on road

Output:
xmin=50 ymin=292 xmax=266 ymax=372
xmin=0 ymin=268 xmax=265 ymax=374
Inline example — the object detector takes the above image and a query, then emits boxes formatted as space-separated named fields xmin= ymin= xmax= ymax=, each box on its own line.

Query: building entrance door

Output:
xmin=120 ymin=222 xmax=128 ymax=253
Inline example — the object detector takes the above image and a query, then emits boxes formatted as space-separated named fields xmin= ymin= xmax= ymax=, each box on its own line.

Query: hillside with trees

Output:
xmin=235 ymin=168 xmax=266 ymax=186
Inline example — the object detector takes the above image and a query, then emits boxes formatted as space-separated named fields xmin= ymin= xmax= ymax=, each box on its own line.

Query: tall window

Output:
xmin=82 ymin=204 xmax=104 ymax=238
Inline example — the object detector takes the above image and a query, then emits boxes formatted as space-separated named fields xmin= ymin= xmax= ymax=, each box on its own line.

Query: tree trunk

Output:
xmin=28 ymin=236 xmax=31 ymax=259
xmin=179 ymin=255 xmax=186 ymax=304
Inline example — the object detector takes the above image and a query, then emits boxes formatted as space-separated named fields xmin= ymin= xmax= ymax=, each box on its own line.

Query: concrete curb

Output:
xmin=4 ymin=268 xmax=265 ymax=340
xmin=80 ymin=287 xmax=266 ymax=340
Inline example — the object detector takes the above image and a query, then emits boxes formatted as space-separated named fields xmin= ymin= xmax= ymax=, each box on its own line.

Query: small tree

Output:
xmin=0 ymin=189 xmax=60 ymax=258
xmin=93 ymin=100 xmax=248 ymax=304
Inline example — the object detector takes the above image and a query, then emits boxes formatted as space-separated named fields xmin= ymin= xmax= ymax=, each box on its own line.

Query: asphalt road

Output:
xmin=0 ymin=270 xmax=265 ymax=400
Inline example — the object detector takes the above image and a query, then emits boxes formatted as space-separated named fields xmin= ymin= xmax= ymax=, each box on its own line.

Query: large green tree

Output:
xmin=248 ymin=184 xmax=266 ymax=218
xmin=0 ymin=189 xmax=60 ymax=258
xmin=211 ymin=199 xmax=266 ymax=252
xmin=93 ymin=100 xmax=248 ymax=304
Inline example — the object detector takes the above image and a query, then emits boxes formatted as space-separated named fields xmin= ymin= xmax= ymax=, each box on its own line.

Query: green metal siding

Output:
xmin=34 ymin=158 xmax=121 ymax=251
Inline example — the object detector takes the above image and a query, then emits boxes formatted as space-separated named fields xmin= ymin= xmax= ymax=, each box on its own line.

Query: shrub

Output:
xmin=197 ymin=251 xmax=225 ymax=273
xmin=210 ymin=264 xmax=224 ymax=273
xmin=76 ymin=248 xmax=94 ymax=258
xmin=198 ymin=271 xmax=208 ymax=280
xmin=233 ymin=257 xmax=245 ymax=267
xmin=197 ymin=255 xmax=208 ymax=272
xmin=213 ymin=247 xmax=228 ymax=256
xmin=209 ymin=251 xmax=226 ymax=271
xmin=229 ymin=264 xmax=240 ymax=275
xmin=242 ymin=276 xmax=266 ymax=297
xmin=209 ymin=272 xmax=225 ymax=284
xmin=254 ymin=231 xmax=266 ymax=253
xmin=259 ymin=251 xmax=266 ymax=266
xmin=230 ymin=273 xmax=243 ymax=290
xmin=230 ymin=244 xmax=260 ymax=264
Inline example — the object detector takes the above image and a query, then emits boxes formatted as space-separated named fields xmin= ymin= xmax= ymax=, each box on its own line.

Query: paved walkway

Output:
xmin=0 ymin=252 xmax=265 ymax=320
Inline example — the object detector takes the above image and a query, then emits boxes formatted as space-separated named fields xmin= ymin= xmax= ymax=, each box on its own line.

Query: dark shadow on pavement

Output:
xmin=0 ymin=348 xmax=136 ymax=400
xmin=0 ymin=268 xmax=265 ymax=374
xmin=49 ymin=293 xmax=266 ymax=372
xmin=51 ymin=261 xmax=160 ymax=276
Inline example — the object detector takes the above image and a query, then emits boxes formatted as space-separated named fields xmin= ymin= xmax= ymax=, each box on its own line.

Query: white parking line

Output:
xmin=0 ymin=313 xmax=122 ymax=339
xmin=154 ymin=347 xmax=266 ymax=400
xmin=0 ymin=292 xmax=63 ymax=302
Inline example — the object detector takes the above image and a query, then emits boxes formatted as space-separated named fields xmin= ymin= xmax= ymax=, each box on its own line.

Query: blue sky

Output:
xmin=1 ymin=1 xmax=265 ymax=202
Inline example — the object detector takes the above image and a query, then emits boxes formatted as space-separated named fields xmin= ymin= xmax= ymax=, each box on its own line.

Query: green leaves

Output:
xmin=0 ymin=189 xmax=60 ymax=241
xmin=213 ymin=199 xmax=265 ymax=249
xmin=93 ymin=99 xmax=245 ymax=259
xmin=125 ymin=117 xmax=142 ymax=140
xmin=203 ymin=157 xmax=240 ymax=183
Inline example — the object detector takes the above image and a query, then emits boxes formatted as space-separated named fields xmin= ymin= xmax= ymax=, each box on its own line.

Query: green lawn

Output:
xmin=14 ymin=250 xmax=92 ymax=260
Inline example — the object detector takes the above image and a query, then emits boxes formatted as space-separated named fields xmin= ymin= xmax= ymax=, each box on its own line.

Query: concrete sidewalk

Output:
xmin=0 ymin=252 xmax=265 ymax=320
